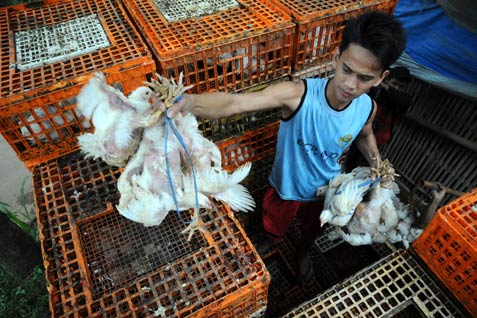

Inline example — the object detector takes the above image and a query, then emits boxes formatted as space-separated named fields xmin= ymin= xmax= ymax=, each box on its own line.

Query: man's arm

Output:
xmin=167 ymin=80 xmax=305 ymax=119
xmin=355 ymin=101 xmax=381 ymax=175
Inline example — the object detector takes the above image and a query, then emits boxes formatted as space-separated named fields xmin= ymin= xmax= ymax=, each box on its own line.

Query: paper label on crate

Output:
xmin=14 ymin=14 xmax=110 ymax=71
xmin=153 ymin=0 xmax=240 ymax=22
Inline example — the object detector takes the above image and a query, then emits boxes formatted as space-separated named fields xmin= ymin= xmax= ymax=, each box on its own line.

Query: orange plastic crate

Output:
xmin=0 ymin=0 xmax=155 ymax=170
xmin=33 ymin=151 xmax=270 ymax=318
xmin=267 ymin=0 xmax=398 ymax=75
xmin=413 ymin=189 xmax=477 ymax=315
xmin=217 ymin=120 xmax=279 ymax=171
xmin=122 ymin=0 xmax=295 ymax=94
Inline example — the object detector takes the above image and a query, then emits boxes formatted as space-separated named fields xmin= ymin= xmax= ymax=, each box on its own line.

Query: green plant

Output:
xmin=0 ymin=265 xmax=49 ymax=318
xmin=0 ymin=176 xmax=39 ymax=244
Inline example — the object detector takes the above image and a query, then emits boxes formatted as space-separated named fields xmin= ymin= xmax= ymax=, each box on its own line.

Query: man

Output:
xmin=345 ymin=66 xmax=412 ymax=170
xmin=167 ymin=11 xmax=407 ymax=285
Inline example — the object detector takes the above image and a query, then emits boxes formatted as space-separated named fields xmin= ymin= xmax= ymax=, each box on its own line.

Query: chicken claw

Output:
xmin=181 ymin=210 xmax=206 ymax=241
xmin=371 ymin=158 xmax=398 ymax=187
xmin=145 ymin=72 xmax=194 ymax=108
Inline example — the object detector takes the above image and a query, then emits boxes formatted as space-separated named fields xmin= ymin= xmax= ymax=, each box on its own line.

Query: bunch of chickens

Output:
xmin=320 ymin=160 xmax=423 ymax=248
xmin=76 ymin=72 xmax=255 ymax=239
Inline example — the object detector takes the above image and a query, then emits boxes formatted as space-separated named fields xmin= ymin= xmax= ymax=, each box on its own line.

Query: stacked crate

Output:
xmin=266 ymin=0 xmax=398 ymax=80
xmin=282 ymin=249 xmax=466 ymax=318
xmin=413 ymin=189 xmax=477 ymax=315
xmin=0 ymin=0 xmax=156 ymax=169
xmin=122 ymin=0 xmax=295 ymax=95
xmin=33 ymin=153 xmax=270 ymax=317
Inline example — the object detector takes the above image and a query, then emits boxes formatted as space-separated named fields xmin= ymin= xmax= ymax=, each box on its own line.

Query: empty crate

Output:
xmin=282 ymin=249 xmax=466 ymax=318
xmin=268 ymin=0 xmax=397 ymax=78
xmin=413 ymin=189 xmax=477 ymax=315
xmin=122 ymin=0 xmax=295 ymax=94
xmin=0 ymin=0 xmax=156 ymax=169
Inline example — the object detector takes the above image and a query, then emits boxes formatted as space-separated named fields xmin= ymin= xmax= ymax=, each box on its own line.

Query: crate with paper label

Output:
xmin=121 ymin=0 xmax=294 ymax=94
xmin=413 ymin=189 xmax=477 ymax=316
xmin=267 ymin=0 xmax=397 ymax=79
xmin=0 ymin=0 xmax=156 ymax=170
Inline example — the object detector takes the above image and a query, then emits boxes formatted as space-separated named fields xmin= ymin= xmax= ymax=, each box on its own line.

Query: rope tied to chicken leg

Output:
xmin=146 ymin=73 xmax=204 ymax=240
xmin=164 ymin=110 xmax=199 ymax=224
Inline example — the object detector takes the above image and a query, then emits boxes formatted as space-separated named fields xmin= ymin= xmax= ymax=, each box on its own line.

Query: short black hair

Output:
xmin=339 ymin=11 xmax=407 ymax=71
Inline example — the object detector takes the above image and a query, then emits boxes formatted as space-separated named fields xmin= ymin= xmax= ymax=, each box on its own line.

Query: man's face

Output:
xmin=328 ymin=43 xmax=388 ymax=108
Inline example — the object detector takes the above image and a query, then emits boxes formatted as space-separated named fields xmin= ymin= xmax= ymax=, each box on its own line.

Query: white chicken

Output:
xmin=324 ymin=160 xmax=432 ymax=247
xmin=320 ymin=166 xmax=374 ymax=227
xmin=335 ymin=184 xmax=397 ymax=246
xmin=116 ymin=74 xmax=255 ymax=240
xmin=76 ymin=72 xmax=161 ymax=167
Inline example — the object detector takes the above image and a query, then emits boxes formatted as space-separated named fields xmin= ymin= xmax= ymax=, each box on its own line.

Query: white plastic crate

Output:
xmin=283 ymin=249 xmax=466 ymax=318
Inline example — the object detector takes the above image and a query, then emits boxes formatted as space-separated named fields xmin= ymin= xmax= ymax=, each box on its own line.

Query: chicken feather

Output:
xmin=76 ymin=72 xmax=160 ymax=167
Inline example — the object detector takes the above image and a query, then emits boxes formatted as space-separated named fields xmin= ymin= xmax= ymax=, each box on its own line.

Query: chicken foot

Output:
xmin=146 ymin=72 xmax=194 ymax=108
xmin=181 ymin=209 xmax=206 ymax=241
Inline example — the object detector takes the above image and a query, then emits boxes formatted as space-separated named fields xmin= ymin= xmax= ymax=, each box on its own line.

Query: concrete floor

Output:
xmin=0 ymin=135 xmax=35 ymax=223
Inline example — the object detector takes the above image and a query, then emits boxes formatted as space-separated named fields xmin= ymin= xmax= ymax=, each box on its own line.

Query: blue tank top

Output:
xmin=269 ymin=78 xmax=373 ymax=201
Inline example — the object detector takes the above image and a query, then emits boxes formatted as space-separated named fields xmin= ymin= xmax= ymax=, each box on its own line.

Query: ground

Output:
xmin=0 ymin=135 xmax=34 ymax=219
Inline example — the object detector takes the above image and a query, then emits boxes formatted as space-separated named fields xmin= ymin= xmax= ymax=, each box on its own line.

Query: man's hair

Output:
xmin=339 ymin=11 xmax=407 ymax=71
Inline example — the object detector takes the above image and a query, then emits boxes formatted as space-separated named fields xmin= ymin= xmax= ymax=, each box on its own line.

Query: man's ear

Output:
xmin=331 ymin=47 xmax=340 ymax=68
xmin=373 ymin=69 xmax=390 ymax=87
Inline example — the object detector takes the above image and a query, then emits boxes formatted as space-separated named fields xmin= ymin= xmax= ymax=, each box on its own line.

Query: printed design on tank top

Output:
xmin=296 ymin=139 xmax=340 ymax=161
xmin=337 ymin=133 xmax=353 ymax=148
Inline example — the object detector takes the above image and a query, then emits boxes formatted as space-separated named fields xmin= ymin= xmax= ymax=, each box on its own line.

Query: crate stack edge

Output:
xmin=413 ymin=188 xmax=477 ymax=316
xmin=0 ymin=0 xmax=156 ymax=170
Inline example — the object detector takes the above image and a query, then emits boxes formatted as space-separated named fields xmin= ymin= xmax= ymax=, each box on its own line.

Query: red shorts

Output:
xmin=261 ymin=186 xmax=324 ymax=242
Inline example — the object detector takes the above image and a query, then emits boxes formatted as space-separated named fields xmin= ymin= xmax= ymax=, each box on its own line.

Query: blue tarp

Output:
xmin=394 ymin=0 xmax=477 ymax=100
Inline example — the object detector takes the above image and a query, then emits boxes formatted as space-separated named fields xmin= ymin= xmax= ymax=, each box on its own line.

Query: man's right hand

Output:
xmin=167 ymin=94 xmax=193 ymax=118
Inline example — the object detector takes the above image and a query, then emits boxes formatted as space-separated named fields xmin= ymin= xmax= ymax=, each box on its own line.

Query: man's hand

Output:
xmin=166 ymin=94 xmax=193 ymax=118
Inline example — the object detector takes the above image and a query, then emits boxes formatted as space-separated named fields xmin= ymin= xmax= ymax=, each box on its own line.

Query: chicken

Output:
xmin=75 ymin=72 xmax=161 ymax=167
xmin=320 ymin=166 xmax=374 ymax=227
xmin=325 ymin=160 xmax=439 ymax=247
xmin=117 ymin=73 xmax=255 ymax=240
xmin=336 ymin=184 xmax=396 ymax=246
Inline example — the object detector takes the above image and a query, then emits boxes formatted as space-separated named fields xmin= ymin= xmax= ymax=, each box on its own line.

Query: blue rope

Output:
xmin=164 ymin=108 xmax=199 ymax=224
xmin=335 ymin=176 xmax=382 ymax=196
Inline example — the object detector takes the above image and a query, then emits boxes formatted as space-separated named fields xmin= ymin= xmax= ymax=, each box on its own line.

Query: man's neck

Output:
xmin=325 ymin=79 xmax=348 ymax=110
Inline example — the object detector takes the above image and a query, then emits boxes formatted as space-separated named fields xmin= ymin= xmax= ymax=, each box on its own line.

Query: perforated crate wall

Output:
xmin=267 ymin=0 xmax=397 ymax=74
xmin=0 ymin=0 xmax=155 ymax=169
xmin=33 ymin=152 xmax=270 ymax=318
xmin=413 ymin=189 xmax=477 ymax=315
xmin=282 ymin=249 xmax=466 ymax=318
xmin=122 ymin=0 xmax=294 ymax=94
